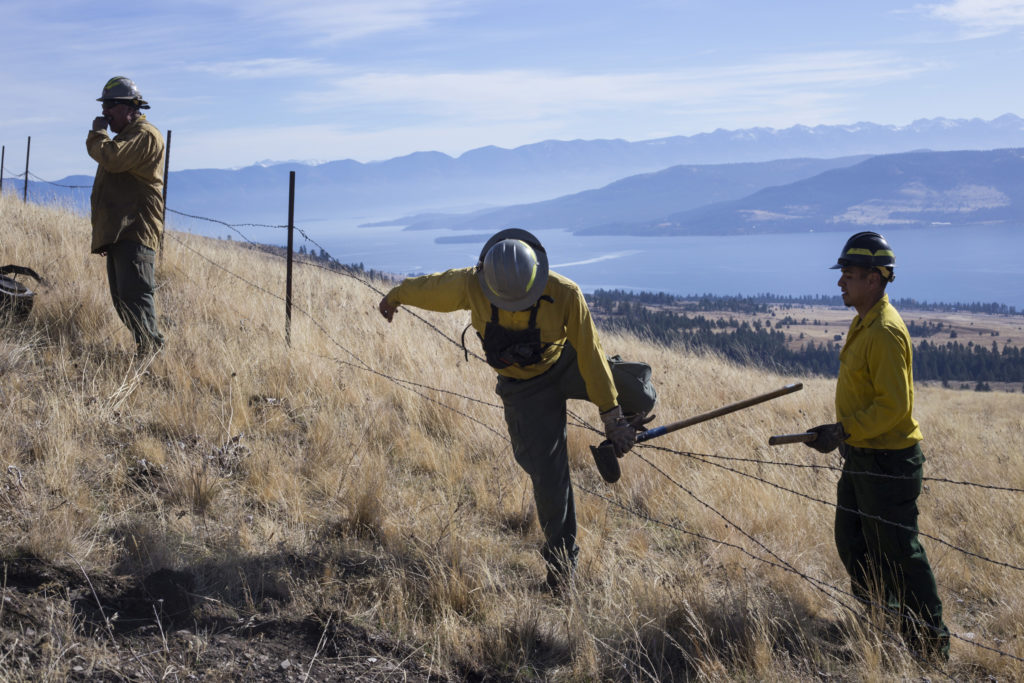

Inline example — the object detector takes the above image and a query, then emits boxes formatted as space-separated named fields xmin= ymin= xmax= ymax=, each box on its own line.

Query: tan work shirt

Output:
xmin=837 ymin=294 xmax=923 ymax=450
xmin=87 ymin=114 xmax=165 ymax=253
xmin=385 ymin=268 xmax=619 ymax=412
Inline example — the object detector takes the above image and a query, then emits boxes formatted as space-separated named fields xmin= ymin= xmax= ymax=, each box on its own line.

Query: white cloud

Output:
xmin=234 ymin=0 xmax=473 ymax=43
xmin=924 ymin=0 xmax=1024 ymax=32
xmin=188 ymin=58 xmax=336 ymax=79
xmin=301 ymin=51 xmax=926 ymax=123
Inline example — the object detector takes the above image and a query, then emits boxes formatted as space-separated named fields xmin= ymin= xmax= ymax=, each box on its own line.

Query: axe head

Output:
xmin=590 ymin=440 xmax=621 ymax=483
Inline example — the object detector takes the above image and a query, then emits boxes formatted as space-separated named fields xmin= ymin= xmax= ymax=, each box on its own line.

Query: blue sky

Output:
xmin=2 ymin=0 xmax=1023 ymax=179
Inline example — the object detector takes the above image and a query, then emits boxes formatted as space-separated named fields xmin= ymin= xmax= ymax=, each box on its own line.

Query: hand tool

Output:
xmin=591 ymin=382 xmax=803 ymax=483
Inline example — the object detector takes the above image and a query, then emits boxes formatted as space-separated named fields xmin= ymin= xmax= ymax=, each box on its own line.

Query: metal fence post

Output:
xmin=23 ymin=136 xmax=30 ymax=202
xmin=160 ymin=129 xmax=172 ymax=262
xmin=1 ymin=145 xmax=5 ymax=194
xmin=286 ymin=171 xmax=295 ymax=346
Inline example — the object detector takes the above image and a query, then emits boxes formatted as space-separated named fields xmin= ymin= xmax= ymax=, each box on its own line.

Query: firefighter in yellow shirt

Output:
xmin=805 ymin=232 xmax=949 ymax=659
xmin=87 ymin=76 xmax=165 ymax=354
xmin=379 ymin=229 xmax=656 ymax=590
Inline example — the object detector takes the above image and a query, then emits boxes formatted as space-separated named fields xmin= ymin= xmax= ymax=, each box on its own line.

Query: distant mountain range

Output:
xmin=8 ymin=114 xmax=1024 ymax=229
xmin=390 ymin=155 xmax=873 ymax=232
xmin=581 ymin=147 xmax=1024 ymax=236
xmin=407 ymin=146 xmax=1024 ymax=237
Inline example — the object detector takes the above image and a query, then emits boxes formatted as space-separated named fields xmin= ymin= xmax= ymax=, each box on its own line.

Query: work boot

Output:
xmin=543 ymin=563 xmax=576 ymax=595
xmin=902 ymin=619 xmax=950 ymax=663
xmin=541 ymin=544 xmax=577 ymax=595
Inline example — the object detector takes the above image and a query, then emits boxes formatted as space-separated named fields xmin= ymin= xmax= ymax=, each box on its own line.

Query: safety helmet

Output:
xmin=831 ymin=231 xmax=896 ymax=282
xmin=96 ymin=76 xmax=150 ymax=109
xmin=477 ymin=228 xmax=549 ymax=310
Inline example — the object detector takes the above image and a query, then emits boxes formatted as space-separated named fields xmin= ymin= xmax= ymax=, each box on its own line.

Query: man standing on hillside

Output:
xmin=804 ymin=231 xmax=949 ymax=659
xmin=378 ymin=229 xmax=656 ymax=591
xmin=87 ymin=76 xmax=165 ymax=354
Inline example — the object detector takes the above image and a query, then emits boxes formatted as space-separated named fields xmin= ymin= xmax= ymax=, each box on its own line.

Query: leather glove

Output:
xmin=805 ymin=422 xmax=847 ymax=453
xmin=601 ymin=406 xmax=636 ymax=456
xmin=378 ymin=295 xmax=400 ymax=322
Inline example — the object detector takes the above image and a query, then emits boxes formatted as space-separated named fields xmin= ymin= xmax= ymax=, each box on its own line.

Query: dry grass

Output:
xmin=2 ymin=193 xmax=1023 ymax=680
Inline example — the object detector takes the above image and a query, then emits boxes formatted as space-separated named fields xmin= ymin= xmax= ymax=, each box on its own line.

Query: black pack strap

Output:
xmin=460 ymin=322 xmax=473 ymax=362
xmin=0 ymin=265 xmax=41 ymax=282
xmin=529 ymin=295 xmax=554 ymax=327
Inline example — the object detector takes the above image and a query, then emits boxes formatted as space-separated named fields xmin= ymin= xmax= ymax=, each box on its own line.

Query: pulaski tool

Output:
xmin=591 ymin=382 xmax=804 ymax=483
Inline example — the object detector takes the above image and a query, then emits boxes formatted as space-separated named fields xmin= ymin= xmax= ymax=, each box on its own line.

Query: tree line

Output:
xmin=590 ymin=289 xmax=1022 ymax=316
xmin=594 ymin=298 xmax=1024 ymax=386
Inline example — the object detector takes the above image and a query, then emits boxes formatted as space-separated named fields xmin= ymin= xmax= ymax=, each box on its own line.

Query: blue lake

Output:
xmin=178 ymin=218 xmax=1024 ymax=310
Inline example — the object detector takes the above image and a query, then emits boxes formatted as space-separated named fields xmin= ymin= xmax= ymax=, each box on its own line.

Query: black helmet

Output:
xmin=476 ymin=228 xmax=549 ymax=310
xmin=97 ymin=76 xmax=150 ymax=109
xmin=831 ymin=231 xmax=895 ymax=282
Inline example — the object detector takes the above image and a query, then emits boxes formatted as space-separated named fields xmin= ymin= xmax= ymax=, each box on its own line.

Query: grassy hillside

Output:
xmin=2 ymin=194 xmax=1023 ymax=681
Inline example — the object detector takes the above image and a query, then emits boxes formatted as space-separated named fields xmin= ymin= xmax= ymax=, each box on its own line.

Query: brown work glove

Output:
xmin=378 ymin=295 xmax=400 ymax=322
xmin=601 ymin=406 xmax=636 ymax=456
xmin=805 ymin=422 xmax=847 ymax=453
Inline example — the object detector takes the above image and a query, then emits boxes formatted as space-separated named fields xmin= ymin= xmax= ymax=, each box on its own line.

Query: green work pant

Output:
xmin=106 ymin=240 xmax=164 ymax=353
xmin=496 ymin=343 xmax=657 ymax=573
xmin=835 ymin=443 xmax=949 ymax=656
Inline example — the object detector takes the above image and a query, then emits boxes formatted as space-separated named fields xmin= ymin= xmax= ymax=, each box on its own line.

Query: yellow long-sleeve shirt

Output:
xmin=385 ymin=268 xmax=619 ymax=412
xmin=836 ymin=294 xmax=923 ymax=449
xmin=87 ymin=114 xmax=165 ymax=254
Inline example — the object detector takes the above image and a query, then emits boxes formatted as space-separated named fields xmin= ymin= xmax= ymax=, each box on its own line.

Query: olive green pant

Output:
xmin=496 ymin=343 xmax=657 ymax=574
xmin=106 ymin=240 xmax=164 ymax=353
xmin=835 ymin=443 xmax=949 ymax=656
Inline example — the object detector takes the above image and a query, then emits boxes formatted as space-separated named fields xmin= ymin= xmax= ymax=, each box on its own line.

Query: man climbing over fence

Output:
xmin=87 ymin=76 xmax=166 ymax=355
xmin=378 ymin=228 xmax=656 ymax=591
xmin=804 ymin=231 xmax=950 ymax=660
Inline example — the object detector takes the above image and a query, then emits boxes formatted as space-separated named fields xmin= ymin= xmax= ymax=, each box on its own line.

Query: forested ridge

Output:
xmin=590 ymin=290 xmax=1024 ymax=387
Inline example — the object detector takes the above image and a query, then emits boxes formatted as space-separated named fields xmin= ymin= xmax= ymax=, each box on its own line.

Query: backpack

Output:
xmin=0 ymin=265 xmax=42 ymax=323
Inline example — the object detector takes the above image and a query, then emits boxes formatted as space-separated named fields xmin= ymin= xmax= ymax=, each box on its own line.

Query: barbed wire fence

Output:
xmin=177 ymin=217 xmax=1024 ymax=670
xmin=6 ymin=138 xmax=1024 ymax=671
xmin=172 ymin=206 xmax=1024 ymax=669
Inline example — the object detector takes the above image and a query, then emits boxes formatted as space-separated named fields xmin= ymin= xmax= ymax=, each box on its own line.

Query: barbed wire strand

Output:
xmin=677 ymin=449 xmax=1024 ymax=493
xmin=166 ymin=231 xmax=507 ymax=441
xmin=282 ymin=223 xmax=491 ymax=363
xmin=26 ymin=170 xmax=90 ymax=189
xmin=644 ymin=441 xmax=1024 ymax=572
xmin=603 ymin=454 xmax=957 ymax=677
xmin=167 ymin=207 xmax=289 ymax=232
xmin=577 ymin=480 xmax=1023 ymax=665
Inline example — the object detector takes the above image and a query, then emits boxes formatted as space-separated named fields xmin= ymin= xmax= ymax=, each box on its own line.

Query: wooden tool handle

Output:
xmin=768 ymin=432 xmax=817 ymax=445
xmin=637 ymin=382 xmax=803 ymax=444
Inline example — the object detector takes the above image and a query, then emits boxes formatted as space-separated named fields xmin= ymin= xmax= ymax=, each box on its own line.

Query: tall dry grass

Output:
xmin=2 ymin=193 xmax=1023 ymax=680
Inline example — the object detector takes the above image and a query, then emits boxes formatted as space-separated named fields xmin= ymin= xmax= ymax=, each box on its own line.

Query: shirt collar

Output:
xmin=853 ymin=293 xmax=889 ymax=329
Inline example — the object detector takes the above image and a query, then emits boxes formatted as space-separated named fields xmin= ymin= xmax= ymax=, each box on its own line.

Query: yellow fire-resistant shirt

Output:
xmin=836 ymin=294 xmax=923 ymax=450
xmin=385 ymin=268 xmax=619 ymax=412
xmin=87 ymin=114 xmax=165 ymax=254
